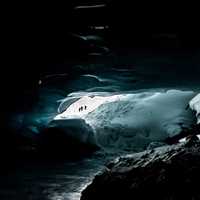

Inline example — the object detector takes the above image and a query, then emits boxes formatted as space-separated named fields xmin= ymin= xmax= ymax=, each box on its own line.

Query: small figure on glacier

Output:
xmin=85 ymin=105 xmax=87 ymax=110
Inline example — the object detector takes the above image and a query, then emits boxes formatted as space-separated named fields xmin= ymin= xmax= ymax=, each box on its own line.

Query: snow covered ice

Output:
xmin=54 ymin=94 xmax=123 ymax=120
xmin=54 ymin=90 xmax=196 ymax=152
xmin=189 ymin=93 xmax=200 ymax=124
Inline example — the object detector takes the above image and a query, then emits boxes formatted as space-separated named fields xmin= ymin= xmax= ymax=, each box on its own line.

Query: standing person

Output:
xmin=85 ymin=105 xmax=87 ymax=110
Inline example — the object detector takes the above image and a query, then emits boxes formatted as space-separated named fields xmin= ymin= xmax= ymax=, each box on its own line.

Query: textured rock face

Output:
xmin=81 ymin=141 xmax=200 ymax=200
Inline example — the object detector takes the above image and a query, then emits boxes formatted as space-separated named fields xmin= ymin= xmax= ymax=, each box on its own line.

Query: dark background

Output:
xmin=1 ymin=1 xmax=200 ymax=159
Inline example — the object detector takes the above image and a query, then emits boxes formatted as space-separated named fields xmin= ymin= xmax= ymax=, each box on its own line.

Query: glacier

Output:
xmin=53 ymin=89 xmax=196 ymax=153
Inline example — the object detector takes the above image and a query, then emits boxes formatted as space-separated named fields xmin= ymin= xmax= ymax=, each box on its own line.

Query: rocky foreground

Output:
xmin=81 ymin=134 xmax=200 ymax=200
xmin=81 ymin=93 xmax=200 ymax=200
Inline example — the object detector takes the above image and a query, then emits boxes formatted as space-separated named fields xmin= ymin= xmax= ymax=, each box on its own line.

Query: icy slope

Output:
xmin=54 ymin=94 xmax=122 ymax=120
xmin=54 ymin=90 xmax=196 ymax=153
xmin=85 ymin=90 xmax=196 ymax=151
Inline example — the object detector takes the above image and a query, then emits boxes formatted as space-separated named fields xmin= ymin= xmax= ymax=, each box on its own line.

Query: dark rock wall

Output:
xmin=81 ymin=141 xmax=200 ymax=200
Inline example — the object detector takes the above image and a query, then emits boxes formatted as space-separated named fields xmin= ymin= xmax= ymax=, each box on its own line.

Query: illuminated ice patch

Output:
xmin=54 ymin=95 xmax=122 ymax=120
xmin=179 ymin=135 xmax=200 ymax=143
xmin=189 ymin=93 xmax=200 ymax=124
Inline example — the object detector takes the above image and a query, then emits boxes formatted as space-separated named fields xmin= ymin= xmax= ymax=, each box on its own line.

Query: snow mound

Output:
xmin=54 ymin=94 xmax=122 ymax=120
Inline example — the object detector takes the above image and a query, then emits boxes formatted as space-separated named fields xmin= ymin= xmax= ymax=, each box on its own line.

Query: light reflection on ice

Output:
xmin=54 ymin=95 xmax=123 ymax=120
xmin=189 ymin=93 xmax=200 ymax=124
xmin=179 ymin=135 xmax=200 ymax=143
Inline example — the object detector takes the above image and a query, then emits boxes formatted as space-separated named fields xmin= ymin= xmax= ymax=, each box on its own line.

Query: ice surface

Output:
xmin=54 ymin=95 xmax=122 ymax=120
xmin=54 ymin=90 xmax=196 ymax=152
xmin=189 ymin=93 xmax=200 ymax=124
xmin=179 ymin=135 xmax=200 ymax=143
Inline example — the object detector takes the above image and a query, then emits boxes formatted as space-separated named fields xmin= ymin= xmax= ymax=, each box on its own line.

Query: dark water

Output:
xmin=0 ymin=157 xmax=106 ymax=200
xmin=3 ymin=51 xmax=200 ymax=200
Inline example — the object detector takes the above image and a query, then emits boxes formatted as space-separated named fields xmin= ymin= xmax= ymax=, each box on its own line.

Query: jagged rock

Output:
xmin=165 ymin=123 xmax=200 ymax=144
xmin=81 ymin=141 xmax=200 ymax=200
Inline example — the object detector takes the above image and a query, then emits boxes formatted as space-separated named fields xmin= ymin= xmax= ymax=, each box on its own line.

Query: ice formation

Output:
xmin=189 ymin=93 xmax=200 ymax=124
xmin=53 ymin=90 xmax=196 ymax=152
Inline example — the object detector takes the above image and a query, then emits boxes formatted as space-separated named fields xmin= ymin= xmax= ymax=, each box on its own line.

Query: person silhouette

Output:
xmin=85 ymin=105 xmax=87 ymax=110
